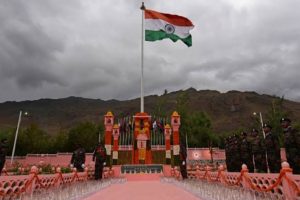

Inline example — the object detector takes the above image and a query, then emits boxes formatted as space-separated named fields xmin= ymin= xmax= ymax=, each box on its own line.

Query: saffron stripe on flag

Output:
xmin=145 ymin=9 xmax=194 ymax=27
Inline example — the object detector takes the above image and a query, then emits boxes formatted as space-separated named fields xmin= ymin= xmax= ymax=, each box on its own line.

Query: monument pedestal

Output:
xmin=133 ymin=112 xmax=152 ymax=164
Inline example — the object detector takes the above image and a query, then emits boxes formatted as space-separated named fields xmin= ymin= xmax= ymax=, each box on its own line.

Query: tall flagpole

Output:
xmin=11 ymin=110 xmax=22 ymax=164
xmin=140 ymin=2 xmax=145 ymax=113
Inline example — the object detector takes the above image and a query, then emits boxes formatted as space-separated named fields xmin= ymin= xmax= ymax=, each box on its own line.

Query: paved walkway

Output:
xmin=83 ymin=180 xmax=200 ymax=200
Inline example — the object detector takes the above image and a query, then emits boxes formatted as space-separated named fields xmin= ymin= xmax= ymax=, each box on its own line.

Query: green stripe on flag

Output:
xmin=145 ymin=30 xmax=192 ymax=47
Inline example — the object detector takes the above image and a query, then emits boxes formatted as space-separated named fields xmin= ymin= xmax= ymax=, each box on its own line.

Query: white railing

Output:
xmin=170 ymin=162 xmax=300 ymax=200
xmin=0 ymin=166 xmax=115 ymax=199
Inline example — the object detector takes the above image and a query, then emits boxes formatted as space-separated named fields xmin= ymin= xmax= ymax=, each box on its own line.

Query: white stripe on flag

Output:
xmin=145 ymin=19 xmax=193 ymax=38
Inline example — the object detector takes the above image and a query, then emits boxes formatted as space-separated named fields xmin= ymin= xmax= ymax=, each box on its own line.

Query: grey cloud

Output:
xmin=0 ymin=0 xmax=300 ymax=102
xmin=0 ymin=0 xmax=65 ymax=89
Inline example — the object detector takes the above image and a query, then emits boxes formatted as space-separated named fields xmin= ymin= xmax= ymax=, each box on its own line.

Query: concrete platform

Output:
xmin=83 ymin=180 xmax=200 ymax=200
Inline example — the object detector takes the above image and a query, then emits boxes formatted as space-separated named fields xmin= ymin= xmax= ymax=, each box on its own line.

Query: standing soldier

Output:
xmin=0 ymin=139 xmax=8 ymax=175
xmin=227 ymin=136 xmax=235 ymax=172
xmin=231 ymin=134 xmax=242 ymax=172
xmin=179 ymin=143 xmax=188 ymax=179
xmin=70 ymin=143 xmax=86 ymax=172
xmin=224 ymin=137 xmax=231 ymax=171
xmin=250 ymin=129 xmax=267 ymax=173
xmin=263 ymin=124 xmax=281 ymax=173
xmin=280 ymin=118 xmax=300 ymax=174
xmin=240 ymin=132 xmax=254 ymax=172
xmin=93 ymin=142 xmax=107 ymax=180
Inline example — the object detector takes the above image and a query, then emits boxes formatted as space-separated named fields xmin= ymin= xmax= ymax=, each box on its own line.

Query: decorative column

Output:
xmin=171 ymin=111 xmax=180 ymax=166
xmin=133 ymin=112 xmax=152 ymax=164
xmin=104 ymin=111 xmax=114 ymax=167
xmin=164 ymin=124 xmax=172 ymax=164
xmin=112 ymin=124 xmax=120 ymax=165
xmin=281 ymin=162 xmax=298 ymax=199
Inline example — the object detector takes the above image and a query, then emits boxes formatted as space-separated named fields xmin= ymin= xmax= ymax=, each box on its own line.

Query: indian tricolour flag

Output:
xmin=144 ymin=9 xmax=194 ymax=47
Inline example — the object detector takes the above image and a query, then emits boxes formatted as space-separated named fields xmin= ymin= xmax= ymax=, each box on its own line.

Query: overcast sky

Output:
xmin=0 ymin=0 xmax=300 ymax=103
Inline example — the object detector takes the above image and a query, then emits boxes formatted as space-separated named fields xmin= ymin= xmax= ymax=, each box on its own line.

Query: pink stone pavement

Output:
xmin=83 ymin=180 xmax=200 ymax=200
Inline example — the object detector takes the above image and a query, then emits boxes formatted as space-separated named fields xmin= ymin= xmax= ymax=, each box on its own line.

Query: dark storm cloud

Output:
xmin=0 ymin=0 xmax=299 ymax=102
xmin=0 ymin=0 xmax=65 ymax=88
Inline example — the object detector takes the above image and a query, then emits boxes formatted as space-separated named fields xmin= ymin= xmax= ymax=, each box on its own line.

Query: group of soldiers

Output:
xmin=225 ymin=118 xmax=300 ymax=174
xmin=70 ymin=142 xmax=107 ymax=180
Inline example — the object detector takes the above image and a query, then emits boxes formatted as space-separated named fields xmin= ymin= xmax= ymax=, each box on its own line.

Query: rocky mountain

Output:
xmin=1 ymin=88 xmax=300 ymax=134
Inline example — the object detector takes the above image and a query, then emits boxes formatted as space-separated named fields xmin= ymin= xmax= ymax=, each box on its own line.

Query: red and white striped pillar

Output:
xmin=104 ymin=111 xmax=114 ymax=167
xmin=171 ymin=111 xmax=180 ymax=166
xmin=164 ymin=124 xmax=172 ymax=164
xmin=112 ymin=124 xmax=120 ymax=165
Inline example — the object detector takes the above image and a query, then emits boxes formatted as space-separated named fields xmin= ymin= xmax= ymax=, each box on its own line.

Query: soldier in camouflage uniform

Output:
xmin=93 ymin=142 xmax=107 ymax=180
xmin=224 ymin=137 xmax=232 ymax=172
xmin=179 ymin=143 xmax=188 ymax=179
xmin=231 ymin=134 xmax=242 ymax=172
xmin=263 ymin=124 xmax=281 ymax=173
xmin=240 ymin=132 xmax=254 ymax=172
xmin=250 ymin=129 xmax=267 ymax=173
xmin=280 ymin=118 xmax=300 ymax=174
xmin=70 ymin=143 xmax=86 ymax=172
xmin=0 ymin=139 xmax=8 ymax=175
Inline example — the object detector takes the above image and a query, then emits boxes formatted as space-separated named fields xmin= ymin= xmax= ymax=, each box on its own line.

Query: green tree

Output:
xmin=66 ymin=122 xmax=99 ymax=152
xmin=265 ymin=97 xmax=288 ymax=146
xmin=185 ymin=112 xmax=217 ymax=147
xmin=1 ymin=121 xmax=105 ymax=156
xmin=175 ymin=92 xmax=218 ymax=147
xmin=52 ymin=131 xmax=69 ymax=153
xmin=154 ymin=96 xmax=168 ymax=119
xmin=176 ymin=92 xmax=189 ymax=142
xmin=15 ymin=124 xmax=51 ymax=155
xmin=0 ymin=128 xmax=15 ymax=155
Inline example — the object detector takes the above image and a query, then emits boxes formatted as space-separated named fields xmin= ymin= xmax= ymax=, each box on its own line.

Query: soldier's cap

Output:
xmin=263 ymin=124 xmax=272 ymax=129
xmin=252 ymin=128 xmax=259 ymax=133
xmin=280 ymin=118 xmax=291 ymax=123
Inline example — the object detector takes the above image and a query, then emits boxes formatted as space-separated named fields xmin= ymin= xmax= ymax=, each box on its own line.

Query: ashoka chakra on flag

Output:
xmin=144 ymin=9 xmax=194 ymax=47
xmin=165 ymin=24 xmax=175 ymax=34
